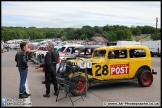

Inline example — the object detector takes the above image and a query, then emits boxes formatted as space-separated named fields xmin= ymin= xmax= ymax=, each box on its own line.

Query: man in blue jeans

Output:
xmin=15 ymin=42 xmax=31 ymax=98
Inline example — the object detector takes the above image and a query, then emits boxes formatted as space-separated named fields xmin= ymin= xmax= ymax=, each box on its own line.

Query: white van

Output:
xmin=141 ymin=40 xmax=161 ymax=57
xmin=117 ymin=41 xmax=142 ymax=45
xmin=107 ymin=41 xmax=142 ymax=46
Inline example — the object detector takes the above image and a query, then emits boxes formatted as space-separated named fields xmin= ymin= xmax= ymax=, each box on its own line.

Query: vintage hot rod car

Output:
xmin=60 ymin=45 xmax=102 ymax=60
xmin=65 ymin=45 xmax=157 ymax=96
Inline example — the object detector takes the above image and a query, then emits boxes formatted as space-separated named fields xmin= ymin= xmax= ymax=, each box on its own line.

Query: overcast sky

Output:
xmin=2 ymin=1 xmax=161 ymax=28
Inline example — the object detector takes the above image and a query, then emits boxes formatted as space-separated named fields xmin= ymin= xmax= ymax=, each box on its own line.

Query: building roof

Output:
xmin=92 ymin=36 xmax=108 ymax=42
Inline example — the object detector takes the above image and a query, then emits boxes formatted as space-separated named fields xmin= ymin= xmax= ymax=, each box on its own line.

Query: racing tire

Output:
xmin=138 ymin=70 xmax=153 ymax=87
xmin=71 ymin=75 xmax=88 ymax=96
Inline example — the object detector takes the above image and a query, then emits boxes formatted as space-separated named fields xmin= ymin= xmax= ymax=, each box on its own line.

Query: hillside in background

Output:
xmin=132 ymin=34 xmax=152 ymax=42
xmin=2 ymin=25 xmax=160 ymax=41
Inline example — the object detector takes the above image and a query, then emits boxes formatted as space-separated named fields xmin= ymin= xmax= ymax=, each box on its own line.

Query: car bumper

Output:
xmin=151 ymin=69 xmax=157 ymax=75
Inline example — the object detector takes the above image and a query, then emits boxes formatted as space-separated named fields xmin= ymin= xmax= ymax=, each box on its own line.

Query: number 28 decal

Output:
xmin=95 ymin=65 xmax=108 ymax=76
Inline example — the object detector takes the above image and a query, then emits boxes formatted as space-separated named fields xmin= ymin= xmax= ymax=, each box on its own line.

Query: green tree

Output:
xmin=80 ymin=34 xmax=87 ymax=40
xmin=61 ymin=36 xmax=67 ymax=41
xmin=142 ymin=26 xmax=151 ymax=34
xmin=151 ymin=32 xmax=161 ymax=40
xmin=93 ymin=26 xmax=103 ymax=34
xmin=125 ymin=30 xmax=133 ymax=40
xmin=149 ymin=27 xmax=156 ymax=34
xmin=81 ymin=25 xmax=95 ymax=38
xmin=102 ymin=25 xmax=109 ymax=31
xmin=115 ymin=30 xmax=125 ymax=40
xmin=1 ymin=24 xmax=158 ymax=41
xmin=106 ymin=31 xmax=117 ymax=42
xmin=75 ymin=29 xmax=82 ymax=36
xmin=133 ymin=27 xmax=141 ymax=36
xmin=102 ymin=24 xmax=114 ymax=31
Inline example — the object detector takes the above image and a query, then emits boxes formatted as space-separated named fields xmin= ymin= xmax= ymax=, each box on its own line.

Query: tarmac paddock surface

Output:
xmin=1 ymin=50 xmax=161 ymax=107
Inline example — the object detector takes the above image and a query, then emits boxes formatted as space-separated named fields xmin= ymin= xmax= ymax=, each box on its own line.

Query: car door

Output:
xmin=128 ymin=48 xmax=151 ymax=78
xmin=63 ymin=47 xmax=75 ymax=58
xmin=92 ymin=49 xmax=107 ymax=80
xmin=103 ymin=49 xmax=129 ymax=80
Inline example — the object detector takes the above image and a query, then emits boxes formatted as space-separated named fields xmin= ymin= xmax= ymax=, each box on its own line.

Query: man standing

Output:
xmin=15 ymin=42 xmax=31 ymax=98
xmin=38 ymin=42 xmax=59 ymax=97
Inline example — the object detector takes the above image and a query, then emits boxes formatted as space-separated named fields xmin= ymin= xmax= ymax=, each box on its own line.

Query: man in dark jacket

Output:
xmin=38 ymin=42 xmax=59 ymax=97
xmin=15 ymin=42 xmax=31 ymax=98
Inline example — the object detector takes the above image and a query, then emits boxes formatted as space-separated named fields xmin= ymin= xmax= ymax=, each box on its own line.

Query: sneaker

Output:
xmin=19 ymin=94 xmax=28 ymax=98
xmin=24 ymin=91 xmax=31 ymax=96
xmin=54 ymin=91 xmax=58 ymax=96
xmin=43 ymin=93 xmax=50 ymax=97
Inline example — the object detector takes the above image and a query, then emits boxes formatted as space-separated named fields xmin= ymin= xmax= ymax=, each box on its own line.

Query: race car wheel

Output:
xmin=71 ymin=75 xmax=88 ymax=96
xmin=138 ymin=70 xmax=153 ymax=87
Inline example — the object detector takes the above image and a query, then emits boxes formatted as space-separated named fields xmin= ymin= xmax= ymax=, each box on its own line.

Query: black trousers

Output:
xmin=45 ymin=67 xmax=58 ymax=94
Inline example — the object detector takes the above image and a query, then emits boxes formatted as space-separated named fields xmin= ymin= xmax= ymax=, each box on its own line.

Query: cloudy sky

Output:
xmin=2 ymin=1 xmax=161 ymax=28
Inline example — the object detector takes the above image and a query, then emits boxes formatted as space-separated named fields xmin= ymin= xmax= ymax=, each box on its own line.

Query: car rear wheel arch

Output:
xmin=134 ymin=66 xmax=151 ymax=78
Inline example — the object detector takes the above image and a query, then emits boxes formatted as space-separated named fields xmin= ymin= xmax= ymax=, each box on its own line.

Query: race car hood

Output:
xmin=68 ymin=57 xmax=105 ymax=66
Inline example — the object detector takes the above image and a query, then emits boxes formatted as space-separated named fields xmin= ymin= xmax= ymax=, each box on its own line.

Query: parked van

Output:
xmin=117 ymin=41 xmax=142 ymax=45
xmin=141 ymin=40 xmax=161 ymax=57
xmin=107 ymin=41 xmax=142 ymax=46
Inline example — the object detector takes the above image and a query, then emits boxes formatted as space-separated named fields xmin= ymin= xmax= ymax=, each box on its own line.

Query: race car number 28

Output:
xmin=95 ymin=65 xmax=108 ymax=76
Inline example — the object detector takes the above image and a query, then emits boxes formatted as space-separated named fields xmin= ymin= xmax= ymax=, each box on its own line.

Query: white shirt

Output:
xmin=56 ymin=63 xmax=66 ymax=72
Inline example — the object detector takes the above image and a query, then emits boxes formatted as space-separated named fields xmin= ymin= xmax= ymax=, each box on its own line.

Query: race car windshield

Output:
xmin=60 ymin=47 xmax=66 ymax=52
xmin=93 ymin=50 xmax=106 ymax=57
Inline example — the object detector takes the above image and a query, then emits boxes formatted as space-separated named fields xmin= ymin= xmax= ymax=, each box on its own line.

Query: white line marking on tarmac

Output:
xmin=24 ymin=79 xmax=32 ymax=107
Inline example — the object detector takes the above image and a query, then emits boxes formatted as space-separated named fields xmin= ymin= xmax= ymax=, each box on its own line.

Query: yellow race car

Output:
xmin=65 ymin=45 xmax=157 ymax=96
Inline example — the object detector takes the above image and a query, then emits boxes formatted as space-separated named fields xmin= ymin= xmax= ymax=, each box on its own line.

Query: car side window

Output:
xmin=129 ymin=49 xmax=146 ymax=58
xmin=87 ymin=49 xmax=92 ymax=55
xmin=94 ymin=50 xmax=106 ymax=57
xmin=67 ymin=48 xmax=70 ymax=52
xmin=108 ymin=49 xmax=127 ymax=59
xmin=67 ymin=47 xmax=73 ymax=52
xmin=108 ymin=51 xmax=115 ymax=59
xmin=119 ymin=50 xmax=127 ymax=58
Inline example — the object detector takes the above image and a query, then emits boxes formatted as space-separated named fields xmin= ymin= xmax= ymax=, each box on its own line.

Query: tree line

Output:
xmin=1 ymin=25 xmax=161 ymax=42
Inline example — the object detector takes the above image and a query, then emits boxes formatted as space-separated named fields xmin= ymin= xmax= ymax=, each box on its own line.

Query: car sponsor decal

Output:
xmin=110 ymin=64 xmax=129 ymax=75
